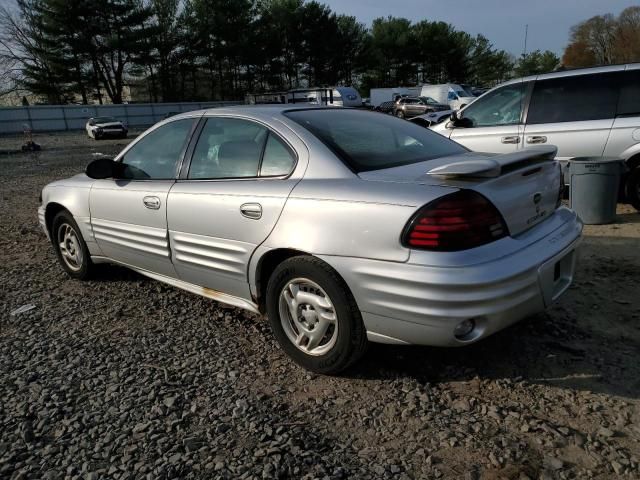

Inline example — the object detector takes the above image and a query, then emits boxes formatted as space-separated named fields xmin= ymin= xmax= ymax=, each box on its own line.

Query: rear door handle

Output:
xmin=501 ymin=136 xmax=521 ymax=144
xmin=240 ymin=203 xmax=262 ymax=220
xmin=143 ymin=196 xmax=161 ymax=210
xmin=527 ymin=135 xmax=547 ymax=144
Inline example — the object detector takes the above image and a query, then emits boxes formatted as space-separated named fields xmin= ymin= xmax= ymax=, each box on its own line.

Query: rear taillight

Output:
xmin=402 ymin=190 xmax=509 ymax=251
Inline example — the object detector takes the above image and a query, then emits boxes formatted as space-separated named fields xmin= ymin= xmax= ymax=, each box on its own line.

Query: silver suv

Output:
xmin=432 ymin=64 xmax=640 ymax=209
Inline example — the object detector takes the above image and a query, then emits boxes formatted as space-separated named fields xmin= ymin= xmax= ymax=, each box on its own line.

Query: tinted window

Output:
xmin=189 ymin=117 xmax=268 ymax=179
xmin=120 ymin=118 xmax=194 ymax=179
xmin=527 ymin=73 xmax=619 ymax=124
xmin=618 ymin=70 xmax=640 ymax=116
xmin=260 ymin=134 xmax=296 ymax=176
xmin=461 ymin=83 xmax=525 ymax=127
xmin=285 ymin=109 xmax=467 ymax=172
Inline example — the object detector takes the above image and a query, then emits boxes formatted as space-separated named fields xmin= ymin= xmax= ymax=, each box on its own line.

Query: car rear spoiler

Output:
xmin=427 ymin=146 xmax=557 ymax=179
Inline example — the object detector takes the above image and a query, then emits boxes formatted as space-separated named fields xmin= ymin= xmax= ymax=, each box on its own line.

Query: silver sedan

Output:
xmin=38 ymin=106 xmax=582 ymax=374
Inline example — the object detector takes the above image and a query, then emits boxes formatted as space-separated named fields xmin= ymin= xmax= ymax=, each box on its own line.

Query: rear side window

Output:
xmin=527 ymin=73 xmax=619 ymax=124
xmin=189 ymin=118 xmax=266 ymax=179
xmin=284 ymin=109 xmax=467 ymax=172
xmin=188 ymin=117 xmax=295 ymax=179
xmin=260 ymin=134 xmax=296 ymax=176
xmin=618 ymin=70 xmax=640 ymax=116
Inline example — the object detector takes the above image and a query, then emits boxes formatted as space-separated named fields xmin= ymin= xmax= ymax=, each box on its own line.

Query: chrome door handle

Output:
xmin=501 ymin=136 xmax=521 ymax=144
xmin=143 ymin=196 xmax=161 ymax=210
xmin=527 ymin=135 xmax=547 ymax=144
xmin=240 ymin=203 xmax=262 ymax=220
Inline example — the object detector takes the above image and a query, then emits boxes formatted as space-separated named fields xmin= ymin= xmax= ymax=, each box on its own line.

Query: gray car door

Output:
xmin=448 ymin=82 xmax=527 ymax=154
xmin=523 ymin=72 xmax=620 ymax=160
xmin=166 ymin=116 xmax=303 ymax=300
xmin=90 ymin=118 xmax=197 ymax=277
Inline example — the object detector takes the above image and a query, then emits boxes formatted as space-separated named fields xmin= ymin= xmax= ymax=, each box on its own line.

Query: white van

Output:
xmin=419 ymin=84 xmax=476 ymax=110
xmin=301 ymin=87 xmax=362 ymax=107
xmin=431 ymin=64 xmax=640 ymax=209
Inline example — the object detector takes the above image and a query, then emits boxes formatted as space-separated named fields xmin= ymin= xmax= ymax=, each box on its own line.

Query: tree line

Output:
xmin=562 ymin=6 xmax=640 ymax=68
xmin=1 ymin=0 xmax=564 ymax=105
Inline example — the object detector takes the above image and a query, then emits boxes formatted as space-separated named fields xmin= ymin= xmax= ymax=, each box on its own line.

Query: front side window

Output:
xmin=527 ymin=73 xmax=619 ymax=124
xmin=285 ymin=109 xmax=467 ymax=173
xmin=461 ymin=83 xmax=525 ymax=127
xmin=120 ymin=118 xmax=194 ymax=180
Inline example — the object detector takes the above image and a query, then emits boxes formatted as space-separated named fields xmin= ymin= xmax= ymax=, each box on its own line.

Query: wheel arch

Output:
xmin=44 ymin=202 xmax=69 ymax=238
xmin=625 ymin=152 xmax=640 ymax=171
xmin=253 ymin=247 xmax=312 ymax=312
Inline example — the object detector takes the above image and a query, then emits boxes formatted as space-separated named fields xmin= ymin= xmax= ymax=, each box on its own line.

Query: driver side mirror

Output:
xmin=446 ymin=111 xmax=473 ymax=129
xmin=86 ymin=157 xmax=123 ymax=179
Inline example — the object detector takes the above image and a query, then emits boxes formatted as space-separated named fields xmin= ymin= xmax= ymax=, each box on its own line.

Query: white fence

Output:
xmin=0 ymin=101 xmax=241 ymax=134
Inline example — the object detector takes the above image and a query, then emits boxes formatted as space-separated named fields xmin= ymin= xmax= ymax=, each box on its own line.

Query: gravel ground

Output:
xmin=1 ymin=131 xmax=639 ymax=480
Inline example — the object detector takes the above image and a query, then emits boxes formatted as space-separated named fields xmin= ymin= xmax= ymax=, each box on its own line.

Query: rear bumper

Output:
xmin=319 ymin=208 xmax=583 ymax=347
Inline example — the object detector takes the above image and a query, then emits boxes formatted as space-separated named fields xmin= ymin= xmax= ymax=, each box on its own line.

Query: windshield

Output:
xmin=284 ymin=109 xmax=467 ymax=172
xmin=420 ymin=96 xmax=439 ymax=105
xmin=93 ymin=117 xmax=118 ymax=123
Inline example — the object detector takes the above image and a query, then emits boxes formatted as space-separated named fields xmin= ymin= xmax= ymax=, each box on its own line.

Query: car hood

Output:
xmin=94 ymin=122 xmax=124 ymax=128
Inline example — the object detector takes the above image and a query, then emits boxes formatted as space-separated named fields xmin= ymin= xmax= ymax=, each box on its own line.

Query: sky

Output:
xmin=323 ymin=0 xmax=638 ymax=57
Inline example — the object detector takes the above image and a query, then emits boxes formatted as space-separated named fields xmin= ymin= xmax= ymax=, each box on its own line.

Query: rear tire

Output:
xmin=626 ymin=166 xmax=640 ymax=211
xmin=51 ymin=211 xmax=94 ymax=280
xmin=265 ymin=256 xmax=368 ymax=374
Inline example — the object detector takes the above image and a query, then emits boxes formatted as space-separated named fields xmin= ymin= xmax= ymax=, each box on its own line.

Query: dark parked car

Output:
xmin=375 ymin=100 xmax=396 ymax=114
xmin=394 ymin=96 xmax=450 ymax=119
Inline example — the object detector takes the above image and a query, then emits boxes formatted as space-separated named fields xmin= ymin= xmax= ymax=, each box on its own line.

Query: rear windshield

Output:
xmin=285 ymin=109 xmax=466 ymax=172
xmin=93 ymin=117 xmax=118 ymax=123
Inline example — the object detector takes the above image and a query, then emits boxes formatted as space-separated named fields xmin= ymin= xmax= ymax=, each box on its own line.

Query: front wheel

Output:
xmin=626 ymin=166 xmax=640 ymax=211
xmin=266 ymin=256 xmax=367 ymax=374
xmin=396 ymin=110 xmax=404 ymax=119
xmin=52 ymin=211 xmax=94 ymax=279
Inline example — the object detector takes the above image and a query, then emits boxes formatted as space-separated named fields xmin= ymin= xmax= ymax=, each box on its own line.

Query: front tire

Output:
xmin=625 ymin=166 xmax=640 ymax=211
xmin=266 ymin=256 xmax=367 ymax=374
xmin=51 ymin=211 xmax=93 ymax=280
xmin=396 ymin=110 xmax=405 ymax=119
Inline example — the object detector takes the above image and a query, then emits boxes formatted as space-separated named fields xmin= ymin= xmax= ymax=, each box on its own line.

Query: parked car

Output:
xmin=86 ymin=117 xmax=128 ymax=140
xmin=394 ymin=96 xmax=450 ymax=119
xmin=410 ymin=109 xmax=454 ymax=127
xmin=431 ymin=63 xmax=640 ymax=209
xmin=375 ymin=100 xmax=397 ymax=114
xmin=39 ymin=106 xmax=582 ymax=374
xmin=370 ymin=87 xmax=415 ymax=108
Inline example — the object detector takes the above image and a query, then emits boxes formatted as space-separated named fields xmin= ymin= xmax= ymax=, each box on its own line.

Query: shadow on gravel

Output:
xmin=56 ymin=236 xmax=640 ymax=402
xmin=92 ymin=264 xmax=146 ymax=283
xmin=346 ymin=321 xmax=639 ymax=401
xmin=615 ymin=211 xmax=640 ymax=224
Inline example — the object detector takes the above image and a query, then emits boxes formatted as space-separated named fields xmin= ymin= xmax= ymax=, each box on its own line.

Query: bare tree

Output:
xmin=0 ymin=1 xmax=62 ymax=103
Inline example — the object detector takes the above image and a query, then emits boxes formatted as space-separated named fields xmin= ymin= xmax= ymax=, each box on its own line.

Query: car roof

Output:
xmin=501 ymin=62 xmax=640 ymax=86
xmin=166 ymin=104 xmax=331 ymax=121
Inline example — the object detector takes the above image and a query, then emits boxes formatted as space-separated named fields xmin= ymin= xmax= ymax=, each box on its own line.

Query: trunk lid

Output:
xmin=358 ymin=146 xmax=561 ymax=236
